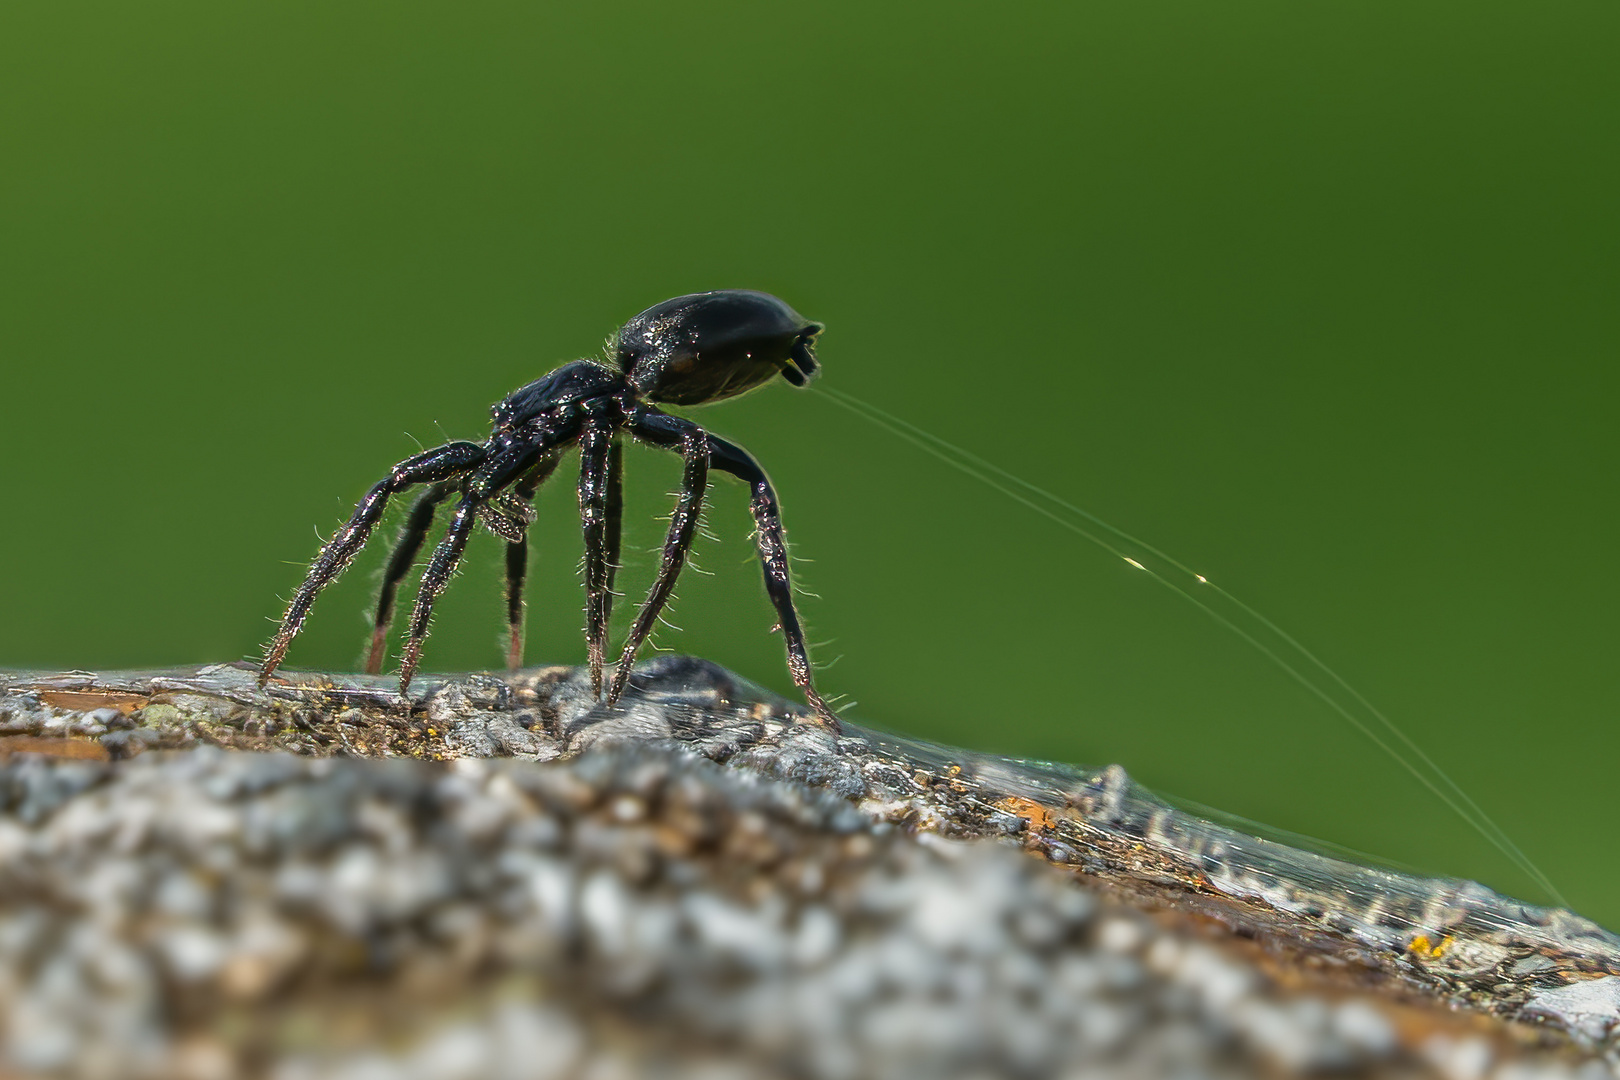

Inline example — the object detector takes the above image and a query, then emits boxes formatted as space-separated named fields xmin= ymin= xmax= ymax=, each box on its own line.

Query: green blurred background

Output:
xmin=3 ymin=1 xmax=1616 ymax=923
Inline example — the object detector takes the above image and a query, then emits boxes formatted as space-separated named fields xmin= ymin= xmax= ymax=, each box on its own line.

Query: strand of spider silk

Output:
xmin=815 ymin=389 xmax=1557 ymax=902
xmin=813 ymin=395 xmax=1547 ymax=897
xmin=815 ymin=385 xmax=1488 ymax=872
xmin=813 ymin=385 xmax=1566 ymax=908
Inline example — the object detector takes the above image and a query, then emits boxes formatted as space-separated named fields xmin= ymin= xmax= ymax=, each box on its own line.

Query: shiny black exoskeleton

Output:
xmin=259 ymin=290 xmax=836 ymax=725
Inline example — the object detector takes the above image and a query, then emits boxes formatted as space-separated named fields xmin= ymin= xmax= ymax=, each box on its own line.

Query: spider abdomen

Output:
xmin=617 ymin=290 xmax=822 ymax=406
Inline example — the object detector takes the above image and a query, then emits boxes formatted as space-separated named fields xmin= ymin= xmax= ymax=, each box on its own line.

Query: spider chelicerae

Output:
xmin=257 ymin=290 xmax=838 ymax=727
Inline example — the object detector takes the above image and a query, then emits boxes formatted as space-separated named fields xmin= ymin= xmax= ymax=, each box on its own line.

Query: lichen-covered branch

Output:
xmin=1 ymin=657 xmax=1616 ymax=1079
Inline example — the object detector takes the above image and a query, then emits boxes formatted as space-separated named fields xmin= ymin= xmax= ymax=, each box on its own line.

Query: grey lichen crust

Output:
xmin=1 ymin=657 xmax=1617 ymax=1079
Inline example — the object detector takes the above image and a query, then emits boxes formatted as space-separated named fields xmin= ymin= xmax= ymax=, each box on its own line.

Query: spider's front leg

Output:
xmin=260 ymin=441 xmax=487 ymax=686
xmin=396 ymin=492 xmax=481 ymax=694
xmin=366 ymin=481 xmax=456 ymax=674
xmin=501 ymin=455 xmax=563 ymax=670
xmin=394 ymin=429 xmax=572 ymax=695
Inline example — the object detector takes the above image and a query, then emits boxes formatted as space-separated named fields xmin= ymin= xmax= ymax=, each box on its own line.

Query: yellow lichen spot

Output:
xmin=1408 ymin=934 xmax=1453 ymax=959
xmin=994 ymin=796 xmax=1057 ymax=834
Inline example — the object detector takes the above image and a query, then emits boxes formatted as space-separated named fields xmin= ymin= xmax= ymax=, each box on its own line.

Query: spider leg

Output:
xmin=705 ymin=432 xmax=840 ymax=730
xmin=607 ymin=413 xmax=709 ymax=706
xmin=396 ymin=492 xmax=482 ymax=694
xmin=603 ymin=439 xmax=624 ymax=626
xmin=395 ymin=418 xmax=585 ymax=695
xmin=502 ymin=454 xmax=562 ymax=670
xmin=576 ymin=404 xmax=620 ymax=697
xmin=260 ymin=440 xmax=487 ymax=686
xmin=366 ymin=481 xmax=456 ymax=674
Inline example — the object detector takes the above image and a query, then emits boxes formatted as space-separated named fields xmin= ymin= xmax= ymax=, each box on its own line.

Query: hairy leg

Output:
xmin=392 ymin=415 xmax=585 ymax=694
xmin=260 ymin=441 xmax=486 ymax=685
xmin=603 ymin=439 xmax=624 ymax=632
xmin=366 ymin=482 xmax=455 ymax=674
xmin=608 ymin=414 xmax=709 ymax=705
xmin=705 ymin=431 xmax=839 ymax=730
xmin=502 ymin=455 xmax=561 ymax=669
xmin=397 ymin=492 xmax=482 ymax=694
xmin=576 ymin=406 xmax=619 ymax=697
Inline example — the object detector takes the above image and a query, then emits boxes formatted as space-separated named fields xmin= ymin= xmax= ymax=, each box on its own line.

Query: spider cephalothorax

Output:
xmin=258 ymin=290 xmax=837 ymax=726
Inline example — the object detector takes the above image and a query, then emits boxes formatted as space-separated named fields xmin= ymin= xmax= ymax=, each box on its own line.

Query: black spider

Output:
xmin=257 ymin=290 xmax=837 ymax=726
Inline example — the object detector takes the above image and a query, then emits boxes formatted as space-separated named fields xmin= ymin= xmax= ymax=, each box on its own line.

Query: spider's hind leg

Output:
xmin=705 ymin=433 xmax=840 ymax=730
xmin=608 ymin=414 xmax=708 ymax=705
